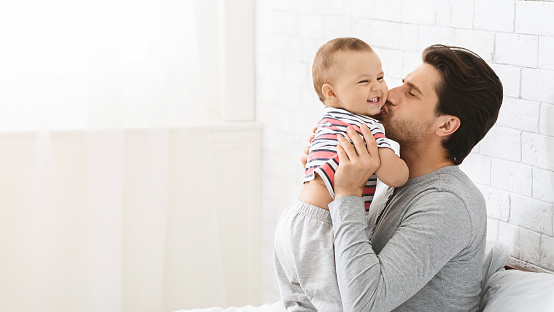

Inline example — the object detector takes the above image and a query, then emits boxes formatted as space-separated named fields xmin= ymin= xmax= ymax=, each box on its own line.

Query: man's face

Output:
xmin=379 ymin=63 xmax=441 ymax=148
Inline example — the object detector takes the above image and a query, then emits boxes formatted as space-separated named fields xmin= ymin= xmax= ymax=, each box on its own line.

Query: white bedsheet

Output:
xmin=175 ymin=301 xmax=285 ymax=312
xmin=177 ymin=242 xmax=554 ymax=312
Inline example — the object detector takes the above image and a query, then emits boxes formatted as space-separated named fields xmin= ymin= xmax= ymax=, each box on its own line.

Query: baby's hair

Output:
xmin=312 ymin=37 xmax=374 ymax=103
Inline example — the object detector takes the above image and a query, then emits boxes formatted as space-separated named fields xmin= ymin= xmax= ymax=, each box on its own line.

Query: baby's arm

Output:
xmin=374 ymin=147 xmax=408 ymax=187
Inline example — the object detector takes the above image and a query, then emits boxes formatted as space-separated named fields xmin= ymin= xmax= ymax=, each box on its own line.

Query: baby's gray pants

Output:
xmin=273 ymin=201 xmax=343 ymax=312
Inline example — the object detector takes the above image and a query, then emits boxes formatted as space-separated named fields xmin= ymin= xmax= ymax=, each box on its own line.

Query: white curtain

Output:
xmin=0 ymin=1 xmax=234 ymax=311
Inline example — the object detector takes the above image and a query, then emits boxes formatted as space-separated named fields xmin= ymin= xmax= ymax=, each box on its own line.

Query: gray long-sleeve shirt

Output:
xmin=329 ymin=166 xmax=486 ymax=312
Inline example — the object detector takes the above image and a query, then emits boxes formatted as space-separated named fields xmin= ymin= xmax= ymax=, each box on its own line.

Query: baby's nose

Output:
xmin=370 ymin=82 xmax=380 ymax=91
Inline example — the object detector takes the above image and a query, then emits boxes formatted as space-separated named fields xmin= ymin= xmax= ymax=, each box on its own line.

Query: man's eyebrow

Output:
xmin=402 ymin=79 xmax=423 ymax=95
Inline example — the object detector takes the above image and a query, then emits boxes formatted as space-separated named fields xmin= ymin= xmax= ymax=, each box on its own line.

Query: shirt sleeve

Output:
xmin=329 ymin=194 xmax=473 ymax=311
xmin=369 ymin=120 xmax=394 ymax=151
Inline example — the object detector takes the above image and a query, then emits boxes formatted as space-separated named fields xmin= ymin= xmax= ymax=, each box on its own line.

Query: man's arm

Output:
xmin=331 ymin=125 xmax=473 ymax=311
xmin=329 ymin=194 xmax=472 ymax=311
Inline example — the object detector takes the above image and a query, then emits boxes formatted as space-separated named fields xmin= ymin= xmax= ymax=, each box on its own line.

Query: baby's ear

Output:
xmin=322 ymin=84 xmax=338 ymax=103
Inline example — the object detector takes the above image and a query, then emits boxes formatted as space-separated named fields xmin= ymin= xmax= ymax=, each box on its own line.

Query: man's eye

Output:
xmin=408 ymin=92 xmax=415 ymax=96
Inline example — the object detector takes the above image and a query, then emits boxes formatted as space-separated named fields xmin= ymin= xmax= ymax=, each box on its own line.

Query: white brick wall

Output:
xmin=255 ymin=0 xmax=554 ymax=302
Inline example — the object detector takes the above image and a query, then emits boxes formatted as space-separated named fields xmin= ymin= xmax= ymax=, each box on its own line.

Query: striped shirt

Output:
xmin=304 ymin=107 xmax=393 ymax=211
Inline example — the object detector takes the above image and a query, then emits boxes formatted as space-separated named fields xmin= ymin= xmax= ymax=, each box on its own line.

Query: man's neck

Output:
xmin=400 ymin=145 xmax=455 ymax=179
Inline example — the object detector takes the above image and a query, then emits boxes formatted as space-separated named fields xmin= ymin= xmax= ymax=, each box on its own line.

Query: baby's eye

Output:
xmin=377 ymin=77 xmax=384 ymax=81
xmin=359 ymin=80 xmax=369 ymax=83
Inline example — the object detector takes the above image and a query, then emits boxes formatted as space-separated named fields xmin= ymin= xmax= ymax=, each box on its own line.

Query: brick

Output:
xmin=454 ymin=29 xmax=495 ymax=61
xmin=540 ymin=234 xmax=554 ymax=270
xmin=297 ymin=88 xmax=324 ymax=115
xmin=472 ymin=141 xmax=481 ymax=154
xmin=352 ymin=20 xmax=401 ymax=50
xmin=479 ymin=185 xmax=510 ymax=222
xmin=402 ymin=51 xmax=423 ymax=79
xmin=302 ymin=38 xmax=323 ymax=64
xmin=539 ymin=36 xmax=554 ymax=70
xmin=286 ymin=87 xmax=313 ymax=113
xmin=490 ymin=64 xmax=521 ymax=99
xmin=298 ymin=13 xmax=325 ymax=40
xmin=521 ymin=68 xmax=554 ymax=104
xmin=372 ymin=0 xmax=403 ymax=23
xmin=400 ymin=24 xmax=420 ymax=52
xmin=293 ymin=110 xmax=321 ymax=136
xmin=510 ymin=194 xmax=553 ymax=235
xmin=479 ymin=126 xmax=521 ymax=162
xmin=314 ymin=0 xmax=344 ymax=15
xmin=495 ymin=33 xmax=538 ymax=68
xmin=285 ymin=61 xmax=310 ymax=87
xmin=343 ymin=0 xmax=375 ymax=18
xmin=487 ymin=218 xmax=499 ymax=241
xmin=491 ymin=159 xmax=532 ymax=197
xmin=516 ymin=1 xmax=554 ymax=36
xmin=459 ymin=153 xmax=491 ymax=185
xmin=270 ymin=11 xmax=298 ymax=36
xmin=322 ymin=16 xmax=354 ymax=39
xmin=540 ymin=103 xmax=554 ymax=136
xmin=522 ymin=132 xmax=554 ymax=171
xmin=517 ymin=228 xmax=542 ymax=265
xmin=294 ymin=0 xmax=317 ymax=13
xmin=256 ymin=57 xmax=278 ymax=80
xmin=256 ymin=34 xmax=285 ymax=59
xmin=386 ymin=77 xmax=402 ymax=91
xmin=436 ymin=0 xmax=474 ymax=29
xmin=498 ymin=221 xmax=520 ymax=258
xmin=418 ymin=26 xmax=456 ymax=52
xmin=533 ymin=168 xmax=554 ymax=203
xmin=496 ymin=97 xmax=540 ymax=133
xmin=474 ymin=0 xmax=515 ymax=32
xmin=374 ymin=48 xmax=403 ymax=79
xmin=402 ymin=0 xmax=436 ymax=25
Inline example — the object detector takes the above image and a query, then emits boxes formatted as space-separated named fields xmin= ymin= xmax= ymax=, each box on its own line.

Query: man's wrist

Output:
xmin=335 ymin=189 xmax=363 ymax=199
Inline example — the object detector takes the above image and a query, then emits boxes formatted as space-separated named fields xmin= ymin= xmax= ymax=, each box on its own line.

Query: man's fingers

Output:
xmin=336 ymin=143 xmax=348 ymax=163
xmin=360 ymin=124 xmax=378 ymax=156
xmin=337 ymin=133 xmax=357 ymax=159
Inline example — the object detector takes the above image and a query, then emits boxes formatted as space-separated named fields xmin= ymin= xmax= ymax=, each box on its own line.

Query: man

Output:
xmin=329 ymin=44 xmax=503 ymax=311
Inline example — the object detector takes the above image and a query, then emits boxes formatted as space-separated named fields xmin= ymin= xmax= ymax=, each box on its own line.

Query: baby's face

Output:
xmin=330 ymin=51 xmax=388 ymax=117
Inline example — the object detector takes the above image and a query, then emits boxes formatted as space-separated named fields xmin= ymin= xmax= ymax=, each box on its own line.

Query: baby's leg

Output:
xmin=274 ymin=201 xmax=343 ymax=311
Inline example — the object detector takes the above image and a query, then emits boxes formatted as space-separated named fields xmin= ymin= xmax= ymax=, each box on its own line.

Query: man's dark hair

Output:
xmin=423 ymin=44 xmax=503 ymax=165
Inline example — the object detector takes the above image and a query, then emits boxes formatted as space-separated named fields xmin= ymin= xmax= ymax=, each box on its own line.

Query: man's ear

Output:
xmin=436 ymin=115 xmax=461 ymax=137
xmin=322 ymin=84 xmax=338 ymax=104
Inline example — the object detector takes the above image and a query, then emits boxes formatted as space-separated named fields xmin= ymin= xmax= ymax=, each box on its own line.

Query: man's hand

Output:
xmin=334 ymin=125 xmax=381 ymax=198
xmin=300 ymin=127 xmax=317 ymax=167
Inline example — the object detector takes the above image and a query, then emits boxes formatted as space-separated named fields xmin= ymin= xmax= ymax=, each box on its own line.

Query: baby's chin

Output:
xmin=370 ymin=113 xmax=383 ymax=120
xmin=368 ymin=108 xmax=384 ymax=120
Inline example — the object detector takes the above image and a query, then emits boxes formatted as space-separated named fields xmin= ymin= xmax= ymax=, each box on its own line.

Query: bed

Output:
xmin=176 ymin=242 xmax=554 ymax=312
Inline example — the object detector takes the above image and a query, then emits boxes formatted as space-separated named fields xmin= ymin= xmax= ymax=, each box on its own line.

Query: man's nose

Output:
xmin=386 ymin=86 xmax=400 ymax=105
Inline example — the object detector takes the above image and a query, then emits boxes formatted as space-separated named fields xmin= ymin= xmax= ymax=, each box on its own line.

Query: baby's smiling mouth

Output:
xmin=368 ymin=97 xmax=380 ymax=103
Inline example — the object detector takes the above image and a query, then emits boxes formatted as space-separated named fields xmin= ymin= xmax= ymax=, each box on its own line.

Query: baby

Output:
xmin=274 ymin=37 xmax=409 ymax=311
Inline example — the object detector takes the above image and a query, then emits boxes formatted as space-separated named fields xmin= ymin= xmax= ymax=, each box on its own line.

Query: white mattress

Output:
xmin=175 ymin=301 xmax=285 ymax=312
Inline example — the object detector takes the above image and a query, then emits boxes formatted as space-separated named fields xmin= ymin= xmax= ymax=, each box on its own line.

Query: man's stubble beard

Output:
xmin=382 ymin=112 xmax=436 ymax=149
